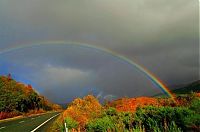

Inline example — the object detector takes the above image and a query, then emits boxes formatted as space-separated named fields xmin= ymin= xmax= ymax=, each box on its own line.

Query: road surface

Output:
xmin=0 ymin=112 xmax=60 ymax=132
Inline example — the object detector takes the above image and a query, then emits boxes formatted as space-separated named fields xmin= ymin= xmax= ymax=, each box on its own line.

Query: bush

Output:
xmin=65 ymin=117 xmax=78 ymax=130
xmin=132 ymin=121 xmax=182 ymax=132
xmin=134 ymin=106 xmax=194 ymax=131
xmin=132 ymin=125 xmax=145 ymax=132
xmin=86 ymin=107 xmax=134 ymax=131
xmin=0 ymin=111 xmax=20 ymax=120
xmin=104 ymin=107 xmax=117 ymax=116
xmin=184 ymin=114 xmax=200 ymax=127
xmin=189 ymin=98 xmax=200 ymax=113
xmin=63 ymin=95 xmax=102 ymax=129
xmin=117 ymin=112 xmax=133 ymax=129
xmin=86 ymin=116 xmax=115 ymax=132
xmin=167 ymin=121 xmax=182 ymax=132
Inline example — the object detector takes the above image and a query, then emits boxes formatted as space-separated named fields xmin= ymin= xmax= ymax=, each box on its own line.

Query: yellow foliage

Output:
xmin=63 ymin=95 xmax=102 ymax=128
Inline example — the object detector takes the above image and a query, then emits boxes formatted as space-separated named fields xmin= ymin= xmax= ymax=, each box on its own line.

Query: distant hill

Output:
xmin=58 ymin=103 xmax=68 ymax=109
xmin=154 ymin=80 xmax=200 ymax=97
xmin=0 ymin=74 xmax=62 ymax=119
xmin=172 ymin=80 xmax=200 ymax=94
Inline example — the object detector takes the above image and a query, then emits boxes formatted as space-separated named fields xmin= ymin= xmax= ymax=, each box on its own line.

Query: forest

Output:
xmin=0 ymin=74 xmax=62 ymax=120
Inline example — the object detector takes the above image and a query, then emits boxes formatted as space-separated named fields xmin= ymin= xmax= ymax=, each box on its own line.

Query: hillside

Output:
xmin=0 ymin=74 xmax=62 ymax=120
xmin=172 ymin=80 xmax=200 ymax=94
xmin=154 ymin=80 xmax=200 ymax=97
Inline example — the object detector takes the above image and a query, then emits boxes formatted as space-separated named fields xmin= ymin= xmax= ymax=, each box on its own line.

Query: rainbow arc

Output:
xmin=0 ymin=41 xmax=175 ymax=99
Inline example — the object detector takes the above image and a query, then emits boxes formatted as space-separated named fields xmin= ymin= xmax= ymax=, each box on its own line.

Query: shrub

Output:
xmin=184 ymin=114 xmax=200 ymax=127
xmin=134 ymin=106 xmax=194 ymax=131
xmin=86 ymin=116 xmax=115 ymax=132
xmin=166 ymin=121 xmax=182 ymax=132
xmin=132 ymin=125 xmax=145 ymax=132
xmin=189 ymin=98 xmax=200 ymax=113
xmin=104 ymin=107 xmax=117 ymax=116
xmin=0 ymin=111 xmax=20 ymax=120
xmin=63 ymin=95 xmax=102 ymax=129
xmin=86 ymin=107 xmax=134 ymax=131
xmin=132 ymin=121 xmax=182 ymax=132
xmin=65 ymin=117 xmax=78 ymax=130
xmin=117 ymin=112 xmax=133 ymax=129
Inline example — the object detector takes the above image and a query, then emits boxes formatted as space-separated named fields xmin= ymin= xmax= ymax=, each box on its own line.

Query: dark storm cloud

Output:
xmin=0 ymin=45 xmax=161 ymax=103
xmin=0 ymin=0 xmax=198 ymax=103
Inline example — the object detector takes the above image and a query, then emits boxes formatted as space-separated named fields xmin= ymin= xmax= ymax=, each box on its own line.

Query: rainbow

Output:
xmin=0 ymin=41 xmax=174 ymax=99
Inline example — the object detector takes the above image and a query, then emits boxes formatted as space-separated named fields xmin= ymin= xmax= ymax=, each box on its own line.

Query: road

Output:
xmin=0 ymin=112 xmax=60 ymax=132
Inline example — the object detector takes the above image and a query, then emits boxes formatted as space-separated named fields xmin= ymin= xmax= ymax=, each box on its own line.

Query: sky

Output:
xmin=0 ymin=0 xmax=199 ymax=103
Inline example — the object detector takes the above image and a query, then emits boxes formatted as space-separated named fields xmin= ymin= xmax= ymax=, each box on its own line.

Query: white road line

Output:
xmin=0 ymin=126 xmax=6 ymax=130
xmin=30 ymin=113 xmax=60 ymax=132
xmin=19 ymin=121 xmax=25 ymax=123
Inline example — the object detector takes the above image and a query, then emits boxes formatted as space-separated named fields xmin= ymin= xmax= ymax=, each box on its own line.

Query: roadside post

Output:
xmin=64 ymin=122 xmax=68 ymax=132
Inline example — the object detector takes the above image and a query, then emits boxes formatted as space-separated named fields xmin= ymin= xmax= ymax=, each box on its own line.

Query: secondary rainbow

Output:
xmin=0 ymin=41 xmax=174 ymax=99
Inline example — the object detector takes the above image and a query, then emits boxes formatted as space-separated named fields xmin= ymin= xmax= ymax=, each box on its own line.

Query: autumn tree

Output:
xmin=63 ymin=95 xmax=102 ymax=129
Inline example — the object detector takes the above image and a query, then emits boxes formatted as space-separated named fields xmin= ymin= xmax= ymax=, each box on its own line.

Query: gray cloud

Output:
xmin=0 ymin=45 xmax=161 ymax=103
xmin=0 ymin=0 xmax=198 ymax=103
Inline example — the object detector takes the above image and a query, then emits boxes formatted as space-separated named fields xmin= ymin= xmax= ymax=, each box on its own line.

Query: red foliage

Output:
xmin=0 ymin=112 xmax=20 ymax=120
xmin=110 ymin=97 xmax=160 ymax=112
xmin=110 ymin=93 xmax=200 ymax=112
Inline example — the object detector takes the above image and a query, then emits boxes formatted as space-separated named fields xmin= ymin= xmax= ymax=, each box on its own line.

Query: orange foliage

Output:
xmin=63 ymin=95 xmax=102 ymax=128
xmin=196 ymin=92 xmax=200 ymax=97
xmin=110 ymin=94 xmax=200 ymax=112
xmin=173 ymin=93 xmax=200 ymax=106
xmin=20 ymin=84 xmax=34 ymax=95
xmin=0 ymin=112 xmax=19 ymax=120
xmin=110 ymin=97 xmax=160 ymax=112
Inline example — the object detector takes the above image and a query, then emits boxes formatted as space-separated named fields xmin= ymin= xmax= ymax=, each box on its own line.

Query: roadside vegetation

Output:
xmin=52 ymin=91 xmax=200 ymax=132
xmin=0 ymin=74 xmax=62 ymax=120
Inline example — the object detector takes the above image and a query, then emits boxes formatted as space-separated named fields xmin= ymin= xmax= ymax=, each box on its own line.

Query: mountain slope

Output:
xmin=0 ymin=74 xmax=62 ymax=119
xmin=154 ymin=80 xmax=200 ymax=97
xmin=172 ymin=80 xmax=200 ymax=94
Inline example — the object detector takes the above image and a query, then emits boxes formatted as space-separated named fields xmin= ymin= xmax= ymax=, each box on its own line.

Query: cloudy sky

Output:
xmin=0 ymin=0 xmax=198 ymax=103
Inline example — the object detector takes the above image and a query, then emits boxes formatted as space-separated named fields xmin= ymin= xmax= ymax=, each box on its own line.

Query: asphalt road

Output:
xmin=0 ymin=112 xmax=60 ymax=132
